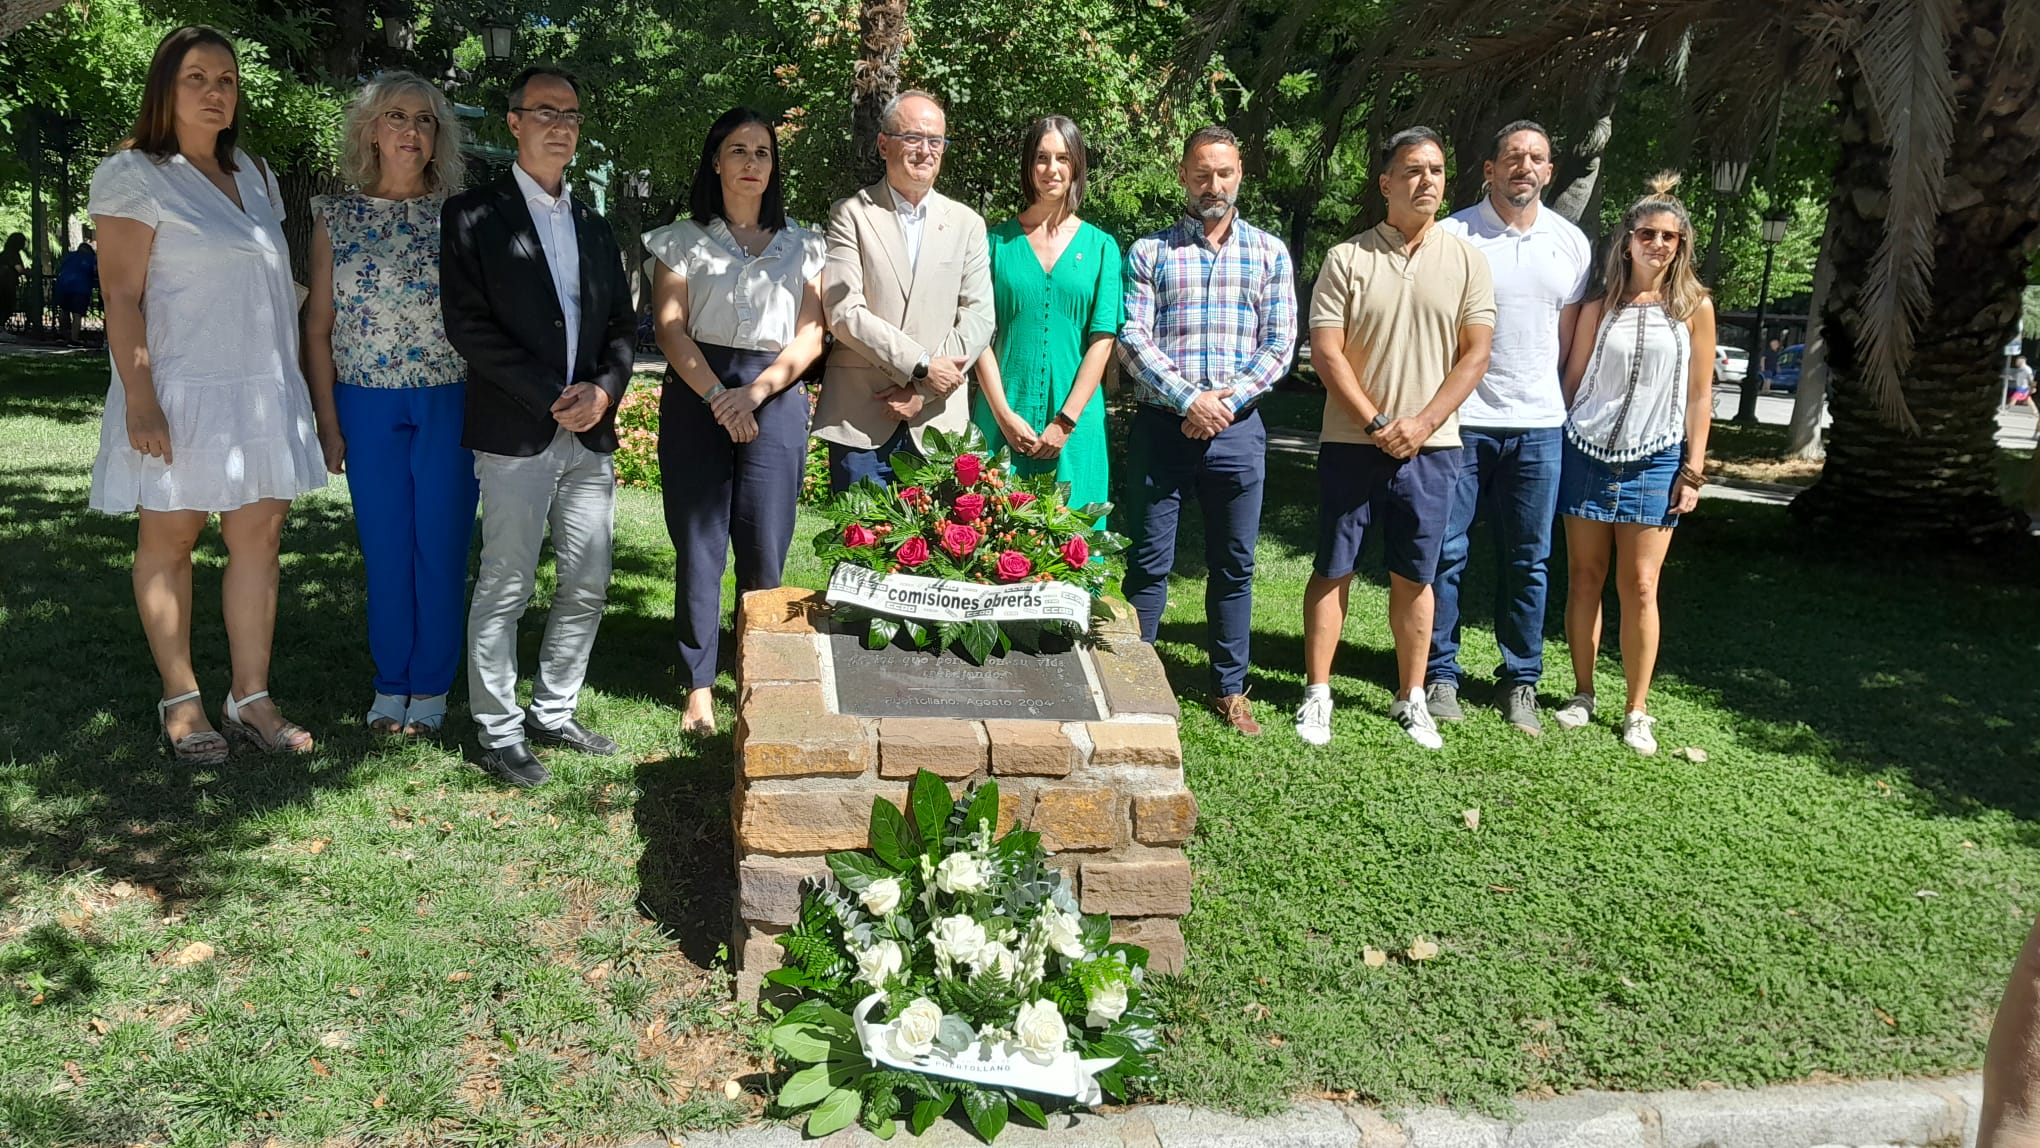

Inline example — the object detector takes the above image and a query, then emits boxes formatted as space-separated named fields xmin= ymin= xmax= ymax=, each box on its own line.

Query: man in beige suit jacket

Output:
xmin=816 ymin=89 xmax=995 ymax=492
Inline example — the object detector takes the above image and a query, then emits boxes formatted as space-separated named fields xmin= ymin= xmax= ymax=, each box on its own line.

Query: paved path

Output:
xmin=644 ymin=1072 xmax=1982 ymax=1148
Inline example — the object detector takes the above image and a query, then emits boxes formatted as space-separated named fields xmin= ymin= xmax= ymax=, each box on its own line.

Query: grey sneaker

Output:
xmin=1425 ymin=681 xmax=1465 ymax=722
xmin=1498 ymin=684 xmax=1542 ymax=736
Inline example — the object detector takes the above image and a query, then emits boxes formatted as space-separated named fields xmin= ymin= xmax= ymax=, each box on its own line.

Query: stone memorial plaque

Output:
xmin=825 ymin=630 xmax=1105 ymax=721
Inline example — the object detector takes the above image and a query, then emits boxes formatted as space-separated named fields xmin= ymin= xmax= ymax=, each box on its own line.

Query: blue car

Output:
xmin=1769 ymin=343 xmax=1804 ymax=393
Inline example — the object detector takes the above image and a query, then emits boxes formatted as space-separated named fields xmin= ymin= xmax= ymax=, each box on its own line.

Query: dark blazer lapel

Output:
xmin=497 ymin=178 xmax=562 ymax=315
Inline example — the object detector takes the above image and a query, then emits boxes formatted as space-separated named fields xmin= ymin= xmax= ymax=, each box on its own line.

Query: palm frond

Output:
xmin=1851 ymin=0 xmax=1958 ymax=433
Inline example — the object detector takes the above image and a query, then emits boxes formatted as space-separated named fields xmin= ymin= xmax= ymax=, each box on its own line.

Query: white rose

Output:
xmin=973 ymin=942 xmax=1018 ymax=983
xmin=930 ymin=914 xmax=988 ymax=970
xmin=1039 ymin=909 xmax=1086 ymax=960
xmin=886 ymin=997 xmax=944 ymax=1060
xmin=1010 ymin=998 xmax=1067 ymax=1065
xmin=934 ymin=852 xmax=988 ymax=895
xmin=860 ymin=877 xmax=904 ymax=917
xmin=1085 ymin=981 xmax=1128 ymax=1028
xmin=854 ymin=939 xmax=903 ymax=987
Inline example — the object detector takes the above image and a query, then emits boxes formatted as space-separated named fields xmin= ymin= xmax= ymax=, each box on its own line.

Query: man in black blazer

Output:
xmin=442 ymin=65 xmax=635 ymax=788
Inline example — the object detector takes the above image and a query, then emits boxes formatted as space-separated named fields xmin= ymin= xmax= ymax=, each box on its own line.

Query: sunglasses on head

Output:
xmin=1631 ymin=226 xmax=1682 ymax=246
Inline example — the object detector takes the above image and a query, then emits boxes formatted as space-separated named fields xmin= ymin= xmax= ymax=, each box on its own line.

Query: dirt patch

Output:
xmin=1706 ymin=457 xmax=1821 ymax=487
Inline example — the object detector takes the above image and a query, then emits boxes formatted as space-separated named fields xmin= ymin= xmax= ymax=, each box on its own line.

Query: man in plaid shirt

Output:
xmin=1118 ymin=125 xmax=1297 ymax=735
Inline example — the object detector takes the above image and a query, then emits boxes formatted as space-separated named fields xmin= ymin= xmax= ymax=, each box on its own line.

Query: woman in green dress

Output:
xmin=971 ymin=115 xmax=1123 ymax=525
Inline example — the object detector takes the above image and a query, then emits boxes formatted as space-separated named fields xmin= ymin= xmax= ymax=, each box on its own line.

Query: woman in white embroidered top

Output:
xmin=1552 ymin=174 xmax=1716 ymax=756
xmin=88 ymin=26 xmax=327 ymax=764
xmin=645 ymin=108 xmax=827 ymax=734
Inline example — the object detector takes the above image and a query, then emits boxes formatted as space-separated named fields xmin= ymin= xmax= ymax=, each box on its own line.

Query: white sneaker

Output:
xmin=1389 ymin=689 xmax=1444 ymax=750
xmin=1294 ymin=694 xmax=1333 ymax=746
xmin=1621 ymin=711 xmax=1658 ymax=755
xmin=1554 ymin=693 xmax=1595 ymax=730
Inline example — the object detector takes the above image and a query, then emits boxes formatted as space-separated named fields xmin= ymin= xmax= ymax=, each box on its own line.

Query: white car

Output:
xmin=1715 ymin=345 xmax=1748 ymax=383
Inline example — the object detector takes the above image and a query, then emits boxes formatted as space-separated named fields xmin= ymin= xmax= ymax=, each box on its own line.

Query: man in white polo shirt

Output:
xmin=1426 ymin=120 xmax=1592 ymax=735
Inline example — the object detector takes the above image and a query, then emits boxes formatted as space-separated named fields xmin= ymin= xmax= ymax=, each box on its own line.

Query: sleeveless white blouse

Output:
xmin=1565 ymin=301 xmax=1691 ymax=463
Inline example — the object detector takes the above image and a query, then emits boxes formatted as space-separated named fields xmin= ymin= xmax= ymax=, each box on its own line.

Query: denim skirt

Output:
xmin=1559 ymin=437 xmax=1683 ymax=527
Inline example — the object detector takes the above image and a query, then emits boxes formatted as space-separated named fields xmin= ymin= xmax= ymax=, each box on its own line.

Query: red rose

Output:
xmin=895 ymin=535 xmax=930 ymax=567
xmin=899 ymin=486 xmax=925 ymax=504
xmin=1007 ymin=491 xmax=1037 ymax=509
xmin=995 ymin=549 xmax=1033 ymax=582
xmin=1061 ymin=535 xmax=1089 ymax=567
xmin=953 ymin=453 xmax=983 ymax=487
xmin=843 ymin=523 xmax=878 ymax=548
xmin=952 ymin=493 xmax=986 ymax=522
xmin=941 ymin=522 xmax=980 ymax=558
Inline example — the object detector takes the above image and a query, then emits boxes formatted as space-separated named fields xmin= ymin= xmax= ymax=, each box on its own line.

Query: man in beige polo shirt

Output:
xmin=1295 ymin=126 xmax=1495 ymax=750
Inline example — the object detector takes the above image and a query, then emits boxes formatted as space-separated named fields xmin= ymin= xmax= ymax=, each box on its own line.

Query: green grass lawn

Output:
xmin=3 ymin=357 xmax=2038 ymax=1143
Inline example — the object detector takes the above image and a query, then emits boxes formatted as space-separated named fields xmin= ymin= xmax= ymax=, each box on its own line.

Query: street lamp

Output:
xmin=1702 ymin=157 xmax=1747 ymax=288
xmin=481 ymin=15 xmax=516 ymax=62
xmin=1733 ymin=207 xmax=1792 ymax=424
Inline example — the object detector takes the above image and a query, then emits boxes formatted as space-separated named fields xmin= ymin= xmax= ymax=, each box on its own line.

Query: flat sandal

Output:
xmin=222 ymin=690 xmax=315 ymax=755
xmin=158 ymin=690 xmax=229 ymax=766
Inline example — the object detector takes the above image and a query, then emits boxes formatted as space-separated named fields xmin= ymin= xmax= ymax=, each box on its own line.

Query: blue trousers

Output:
xmin=1427 ymin=426 xmax=1562 ymax=689
xmin=826 ymin=421 xmax=917 ymax=494
xmin=658 ymin=347 xmax=808 ymax=690
xmin=334 ymin=382 xmax=480 ymax=698
xmin=1120 ymin=404 xmax=1265 ymax=697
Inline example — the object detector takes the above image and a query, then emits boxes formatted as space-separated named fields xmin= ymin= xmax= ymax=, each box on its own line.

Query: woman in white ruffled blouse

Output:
xmin=1553 ymin=174 xmax=1717 ymax=756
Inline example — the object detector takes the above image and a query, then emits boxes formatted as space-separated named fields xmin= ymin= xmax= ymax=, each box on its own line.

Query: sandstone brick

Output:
xmin=984 ymin=719 xmax=1080 ymax=777
xmin=738 ymin=710 xmax=871 ymax=779
xmin=1131 ymin=790 xmax=1200 ymax=846
xmin=739 ymin=587 xmax=827 ymax=635
xmin=1110 ymin=916 xmax=1186 ymax=974
xmin=734 ymin=922 xmax=789 ymax=1000
xmin=1091 ymin=596 xmax=1143 ymax=639
xmin=738 ymin=856 xmax=828 ymax=927
xmin=741 ymin=631 xmax=821 ymax=685
xmin=1080 ymin=856 xmax=1192 ymax=917
xmin=735 ymin=785 xmax=901 ymax=855
xmin=1085 ymin=720 xmax=1183 ymax=767
xmin=738 ymin=681 xmax=826 ymax=720
xmin=878 ymin=718 xmax=988 ymax=780
xmin=1033 ymin=786 xmax=1124 ymax=853
xmin=1092 ymin=641 xmax=1182 ymax=719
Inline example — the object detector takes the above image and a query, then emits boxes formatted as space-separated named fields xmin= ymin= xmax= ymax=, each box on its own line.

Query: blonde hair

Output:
xmin=1599 ymin=171 xmax=1710 ymax=322
xmin=341 ymin=71 xmax=464 ymax=193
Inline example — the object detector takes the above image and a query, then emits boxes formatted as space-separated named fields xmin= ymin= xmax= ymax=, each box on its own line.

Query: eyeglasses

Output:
xmin=883 ymin=131 xmax=949 ymax=153
xmin=512 ymin=105 xmax=586 ymax=128
xmin=1631 ymin=226 xmax=1683 ymax=246
xmin=380 ymin=109 xmax=439 ymax=132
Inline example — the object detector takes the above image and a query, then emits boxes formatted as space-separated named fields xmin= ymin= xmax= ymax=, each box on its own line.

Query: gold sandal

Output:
xmin=159 ymin=690 xmax=229 ymax=766
xmin=222 ymin=690 xmax=315 ymax=755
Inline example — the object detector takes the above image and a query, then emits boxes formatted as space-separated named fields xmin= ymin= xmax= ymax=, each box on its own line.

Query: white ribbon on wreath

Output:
xmin=852 ymin=993 xmax=1120 ymax=1106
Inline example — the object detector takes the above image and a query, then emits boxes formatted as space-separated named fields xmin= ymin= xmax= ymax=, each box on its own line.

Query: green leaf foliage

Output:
xmin=807 ymin=1086 xmax=863 ymax=1137
xmin=959 ymin=1087 xmax=1009 ymax=1142
xmin=910 ymin=771 xmax=952 ymax=858
xmin=869 ymin=798 xmax=920 ymax=872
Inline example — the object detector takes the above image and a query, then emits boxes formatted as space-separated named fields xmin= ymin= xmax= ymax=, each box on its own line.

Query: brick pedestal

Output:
xmin=730 ymin=587 xmax=1194 ymax=999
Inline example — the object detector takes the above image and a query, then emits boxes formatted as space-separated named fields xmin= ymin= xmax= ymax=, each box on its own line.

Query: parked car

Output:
xmin=1715 ymin=345 xmax=1749 ymax=383
xmin=1770 ymin=343 xmax=1805 ymax=393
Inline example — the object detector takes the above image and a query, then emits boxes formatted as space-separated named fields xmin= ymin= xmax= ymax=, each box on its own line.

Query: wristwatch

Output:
xmin=1366 ymin=413 xmax=1391 ymax=434
xmin=1052 ymin=410 xmax=1078 ymax=433
xmin=912 ymin=353 xmax=930 ymax=381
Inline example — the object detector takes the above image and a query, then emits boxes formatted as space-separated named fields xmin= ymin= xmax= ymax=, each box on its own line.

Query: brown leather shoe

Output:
xmin=1213 ymin=694 xmax=1262 ymax=736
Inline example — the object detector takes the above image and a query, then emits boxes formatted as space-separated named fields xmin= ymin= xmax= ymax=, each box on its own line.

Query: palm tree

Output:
xmin=851 ymin=0 xmax=908 ymax=190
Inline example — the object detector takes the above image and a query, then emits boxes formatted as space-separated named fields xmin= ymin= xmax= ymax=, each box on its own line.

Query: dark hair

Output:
xmin=1181 ymin=125 xmax=1239 ymax=161
xmin=127 ymin=26 xmax=241 ymax=171
xmin=1490 ymin=119 xmax=1551 ymax=161
xmin=507 ymin=65 xmax=581 ymax=112
xmin=1378 ymin=125 xmax=1445 ymax=171
xmin=690 ymin=107 xmax=786 ymax=232
xmin=2 ymin=233 xmax=22 ymax=252
xmin=1019 ymin=115 xmax=1088 ymax=212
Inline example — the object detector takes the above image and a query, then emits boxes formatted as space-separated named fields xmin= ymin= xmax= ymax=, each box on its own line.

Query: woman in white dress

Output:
xmin=89 ymin=26 xmax=326 ymax=763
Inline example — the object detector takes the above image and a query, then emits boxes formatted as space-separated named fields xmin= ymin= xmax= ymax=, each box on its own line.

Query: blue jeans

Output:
xmin=1120 ymin=404 xmax=1265 ymax=698
xmin=826 ymin=422 xmax=918 ymax=494
xmin=1426 ymin=426 xmax=1561 ymax=690
xmin=334 ymin=382 xmax=481 ymax=698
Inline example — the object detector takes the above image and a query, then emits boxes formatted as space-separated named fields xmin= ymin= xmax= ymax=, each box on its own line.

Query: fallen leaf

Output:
xmin=56 ymin=911 xmax=86 ymax=930
xmin=309 ymin=1057 xmax=330 ymax=1077
xmin=446 ymin=971 xmax=473 ymax=983
xmin=645 ymin=1017 xmax=667 ymax=1040
xmin=1408 ymin=938 xmax=1440 ymax=961
xmin=1674 ymin=746 xmax=1708 ymax=763
xmin=1461 ymin=808 xmax=1480 ymax=832
xmin=372 ymin=1092 xmax=386 ymax=1109
xmin=88 ymin=1018 xmax=110 ymax=1035
xmin=1362 ymin=947 xmax=1388 ymax=968
xmin=1242 ymin=1002 xmax=1270 ymax=1021
xmin=722 ymin=1079 xmax=743 ymax=1100
xmin=167 ymin=942 xmax=216 ymax=967
xmin=307 ymin=838 xmax=329 ymax=855
xmin=30 ymin=993 xmax=45 ymax=1006
xmin=1915 ymin=889 xmax=1940 ymax=899
xmin=356 ymin=949 xmax=370 ymax=958
xmin=241 ymin=1000 xmax=256 ymax=1012
xmin=1266 ymin=1034 xmax=1285 ymax=1047
xmin=319 ymin=1030 xmax=351 ymax=1049
xmin=346 ymin=986 xmax=363 ymax=998
xmin=63 ymin=1061 xmax=84 ymax=1086
xmin=1962 ymin=841 xmax=1978 ymax=849
xmin=1875 ymin=1008 xmax=1897 ymax=1027
xmin=1488 ymin=885 xmax=1516 ymax=893
xmin=108 ymin=881 xmax=135 ymax=899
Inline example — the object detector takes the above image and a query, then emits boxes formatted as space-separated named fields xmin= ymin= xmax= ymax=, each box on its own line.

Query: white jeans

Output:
xmin=466 ymin=425 xmax=615 ymax=749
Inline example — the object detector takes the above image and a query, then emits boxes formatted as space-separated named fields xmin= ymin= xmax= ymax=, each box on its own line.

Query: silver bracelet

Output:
xmin=704 ymin=383 xmax=727 ymax=401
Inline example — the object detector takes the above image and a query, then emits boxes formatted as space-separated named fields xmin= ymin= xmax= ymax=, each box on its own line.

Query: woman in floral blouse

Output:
xmin=305 ymin=71 xmax=476 ymax=737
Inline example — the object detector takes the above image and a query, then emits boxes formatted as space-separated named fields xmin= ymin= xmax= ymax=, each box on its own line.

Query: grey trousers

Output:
xmin=467 ymin=425 xmax=616 ymax=749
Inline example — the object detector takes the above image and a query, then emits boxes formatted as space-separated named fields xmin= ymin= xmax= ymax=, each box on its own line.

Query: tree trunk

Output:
xmin=1784 ymin=209 xmax=1839 ymax=459
xmin=278 ymin=162 xmax=346 ymax=288
xmin=851 ymin=0 xmax=908 ymax=192
xmin=1548 ymin=44 xmax=1636 ymax=227
xmin=1790 ymin=10 xmax=2036 ymax=546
